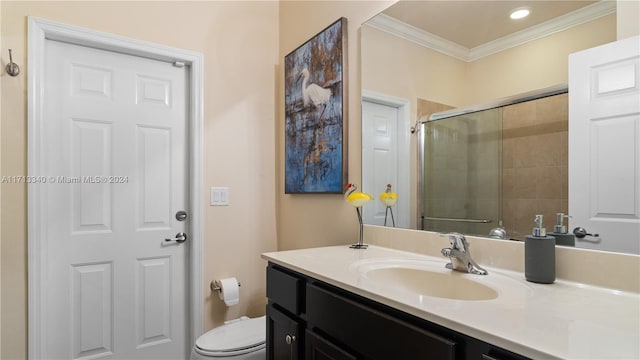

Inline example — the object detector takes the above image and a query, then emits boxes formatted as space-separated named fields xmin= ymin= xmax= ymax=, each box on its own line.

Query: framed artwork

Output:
xmin=284 ymin=17 xmax=347 ymax=194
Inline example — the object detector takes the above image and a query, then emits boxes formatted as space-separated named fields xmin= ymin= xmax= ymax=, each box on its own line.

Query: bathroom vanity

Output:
xmin=263 ymin=245 xmax=640 ymax=360
xmin=266 ymin=263 xmax=526 ymax=360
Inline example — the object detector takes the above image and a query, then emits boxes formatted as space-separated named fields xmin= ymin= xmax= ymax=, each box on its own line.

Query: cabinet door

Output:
xmin=305 ymin=330 xmax=358 ymax=360
xmin=307 ymin=283 xmax=457 ymax=360
xmin=266 ymin=304 xmax=302 ymax=360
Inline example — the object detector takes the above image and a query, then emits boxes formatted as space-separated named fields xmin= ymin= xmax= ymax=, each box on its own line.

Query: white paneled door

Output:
xmin=361 ymin=94 xmax=411 ymax=229
xmin=569 ymin=35 xmax=640 ymax=254
xmin=41 ymin=39 xmax=189 ymax=358
xmin=362 ymin=100 xmax=400 ymax=226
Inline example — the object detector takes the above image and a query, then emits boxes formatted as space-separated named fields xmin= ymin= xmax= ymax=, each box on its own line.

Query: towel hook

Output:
xmin=6 ymin=49 xmax=20 ymax=77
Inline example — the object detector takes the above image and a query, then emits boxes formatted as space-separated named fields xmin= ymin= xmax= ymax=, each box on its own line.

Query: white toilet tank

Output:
xmin=190 ymin=316 xmax=266 ymax=359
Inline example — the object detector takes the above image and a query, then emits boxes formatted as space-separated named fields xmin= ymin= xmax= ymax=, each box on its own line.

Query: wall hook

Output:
xmin=6 ymin=49 xmax=20 ymax=77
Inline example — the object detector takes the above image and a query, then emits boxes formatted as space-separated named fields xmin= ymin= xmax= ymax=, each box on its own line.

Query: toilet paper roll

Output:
xmin=218 ymin=277 xmax=239 ymax=306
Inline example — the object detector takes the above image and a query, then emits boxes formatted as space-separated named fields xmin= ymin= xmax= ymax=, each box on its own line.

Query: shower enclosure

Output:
xmin=418 ymin=85 xmax=568 ymax=240
xmin=420 ymin=108 xmax=503 ymax=236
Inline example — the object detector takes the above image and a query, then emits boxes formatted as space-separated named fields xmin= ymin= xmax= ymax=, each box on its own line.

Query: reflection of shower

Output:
xmin=420 ymin=110 xmax=502 ymax=236
xmin=417 ymin=84 xmax=568 ymax=239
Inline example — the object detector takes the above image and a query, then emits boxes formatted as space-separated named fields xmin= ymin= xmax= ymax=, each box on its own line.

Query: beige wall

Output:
xmin=277 ymin=1 xmax=394 ymax=251
xmin=361 ymin=25 xmax=468 ymax=107
xmin=0 ymin=2 xmax=278 ymax=359
xmin=465 ymin=14 xmax=616 ymax=105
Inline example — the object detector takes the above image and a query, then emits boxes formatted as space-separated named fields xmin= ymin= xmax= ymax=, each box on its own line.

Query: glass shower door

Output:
xmin=421 ymin=108 xmax=502 ymax=236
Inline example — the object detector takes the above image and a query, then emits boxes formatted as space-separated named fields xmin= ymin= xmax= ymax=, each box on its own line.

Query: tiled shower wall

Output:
xmin=502 ymin=93 xmax=568 ymax=240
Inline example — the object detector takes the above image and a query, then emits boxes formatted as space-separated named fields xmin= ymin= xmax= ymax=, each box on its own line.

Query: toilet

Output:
xmin=190 ymin=316 xmax=266 ymax=359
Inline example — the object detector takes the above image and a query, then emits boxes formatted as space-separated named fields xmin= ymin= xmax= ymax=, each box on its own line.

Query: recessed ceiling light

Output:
xmin=510 ymin=7 xmax=531 ymax=20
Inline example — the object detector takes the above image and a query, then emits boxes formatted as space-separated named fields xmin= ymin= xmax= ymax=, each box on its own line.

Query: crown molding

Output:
xmin=365 ymin=0 xmax=616 ymax=62
xmin=366 ymin=13 xmax=469 ymax=61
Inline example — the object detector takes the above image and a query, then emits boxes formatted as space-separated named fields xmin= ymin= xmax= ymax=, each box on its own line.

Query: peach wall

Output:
xmin=0 ymin=2 xmax=278 ymax=359
xmin=277 ymin=1 xmax=394 ymax=251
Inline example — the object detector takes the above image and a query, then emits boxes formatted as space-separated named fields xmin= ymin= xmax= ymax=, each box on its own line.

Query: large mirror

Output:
xmin=360 ymin=1 xmax=639 ymax=254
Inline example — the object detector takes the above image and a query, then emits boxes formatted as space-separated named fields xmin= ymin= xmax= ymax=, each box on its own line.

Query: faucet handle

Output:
xmin=439 ymin=232 xmax=468 ymax=251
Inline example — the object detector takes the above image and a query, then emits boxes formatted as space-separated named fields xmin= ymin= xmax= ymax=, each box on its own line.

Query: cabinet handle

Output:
xmin=285 ymin=334 xmax=296 ymax=345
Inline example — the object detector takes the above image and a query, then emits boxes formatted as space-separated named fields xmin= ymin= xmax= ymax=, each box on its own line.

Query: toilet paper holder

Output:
xmin=210 ymin=279 xmax=241 ymax=293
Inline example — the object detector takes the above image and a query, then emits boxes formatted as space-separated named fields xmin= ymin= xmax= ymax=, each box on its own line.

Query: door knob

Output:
xmin=165 ymin=232 xmax=187 ymax=243
xmin=573 ymin=227 xmax=599 ymax=239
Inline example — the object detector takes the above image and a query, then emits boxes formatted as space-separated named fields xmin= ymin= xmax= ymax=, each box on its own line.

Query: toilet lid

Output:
xmin=196 ymin=316 xmax=265 ymax=353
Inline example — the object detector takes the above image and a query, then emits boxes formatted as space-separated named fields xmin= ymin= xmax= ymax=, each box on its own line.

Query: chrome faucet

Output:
xmin=440 ymin=233 xmax=488 ymax=275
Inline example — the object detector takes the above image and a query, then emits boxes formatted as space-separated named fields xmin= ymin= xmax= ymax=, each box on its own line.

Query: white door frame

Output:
xmin=361 ymin=90 xmax=411 ymax=228
xmin=27 ymin=17 xmax=204 ymax=358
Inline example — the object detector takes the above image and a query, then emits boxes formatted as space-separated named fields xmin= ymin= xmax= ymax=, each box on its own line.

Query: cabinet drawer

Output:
xmin=306 ymin=283 xmax=457 ymax=360
xmin=266 ymin=265 xmax=304 ymax=315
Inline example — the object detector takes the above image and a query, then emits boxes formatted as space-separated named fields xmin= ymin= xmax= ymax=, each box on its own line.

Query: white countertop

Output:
xmin=262 ymin=245 xmax=640 ymax=360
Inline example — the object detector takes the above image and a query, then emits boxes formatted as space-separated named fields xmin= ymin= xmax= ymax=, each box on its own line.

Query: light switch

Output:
xmin=210 ymin=187 xmax=229 ymax=206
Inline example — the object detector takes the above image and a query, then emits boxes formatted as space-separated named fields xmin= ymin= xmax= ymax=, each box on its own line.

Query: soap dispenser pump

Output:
xmin=524 ymin=215 xmax=556 ymax=284
xmin=549 ymin=213 xmax=575 ymax=246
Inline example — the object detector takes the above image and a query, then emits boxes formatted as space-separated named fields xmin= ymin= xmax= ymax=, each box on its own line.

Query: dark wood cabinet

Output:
xmin=266 ymin=263 xmax=529 ymax=360
xmin=266 ymin=304 xmax=302 ymax=360
xmin=266 ymin=263 xmax=304 ymax=315
xmin=306 ymin=283 xmax=456 ymax=359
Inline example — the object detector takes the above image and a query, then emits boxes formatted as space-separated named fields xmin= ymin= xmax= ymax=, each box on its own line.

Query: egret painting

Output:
xmin=284 ymin=18 xmax=347 ymax=194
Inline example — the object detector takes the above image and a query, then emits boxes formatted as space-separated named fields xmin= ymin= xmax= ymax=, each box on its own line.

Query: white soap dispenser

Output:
xmin=524 ymin=215 xmax=556 ymax=284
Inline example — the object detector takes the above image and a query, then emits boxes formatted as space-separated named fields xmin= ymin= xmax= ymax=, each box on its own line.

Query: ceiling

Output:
xmin=382 ymin=1 xmax=599 ymax=49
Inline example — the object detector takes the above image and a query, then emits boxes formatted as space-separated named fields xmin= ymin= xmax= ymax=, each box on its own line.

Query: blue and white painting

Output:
xmin=285 ymin=18 xmax=347 ymax=194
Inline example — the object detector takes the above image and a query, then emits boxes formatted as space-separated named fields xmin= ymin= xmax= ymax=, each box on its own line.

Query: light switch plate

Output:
xmin=210 ymin=187 xmax=229 ymax=206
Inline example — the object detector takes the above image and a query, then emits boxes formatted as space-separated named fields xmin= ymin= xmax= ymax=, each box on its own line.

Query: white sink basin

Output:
xmin=351 ymin=258 xmax=529 ymax=302
xmin=364 ymin=266 xmax=498 ymax=301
